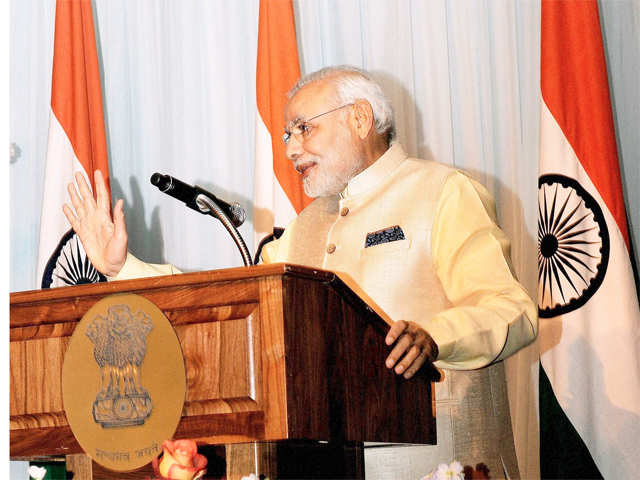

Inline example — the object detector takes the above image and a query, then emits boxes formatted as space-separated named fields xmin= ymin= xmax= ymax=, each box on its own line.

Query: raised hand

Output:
xmin=62 ymin=170 xmax=128 ymax=277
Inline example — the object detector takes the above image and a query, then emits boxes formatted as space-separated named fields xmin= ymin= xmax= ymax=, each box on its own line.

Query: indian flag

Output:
xmin=538 ymin=1 xmax=640 ymax=478
xmin=36 ymin=0 xmax=111 ymax=289
xmin=253 ymin=0 xmax=311 ymax=251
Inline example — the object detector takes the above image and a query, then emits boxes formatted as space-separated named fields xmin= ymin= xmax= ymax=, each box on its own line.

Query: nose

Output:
xmin=285 ymin=134 xmax=304 ymax=160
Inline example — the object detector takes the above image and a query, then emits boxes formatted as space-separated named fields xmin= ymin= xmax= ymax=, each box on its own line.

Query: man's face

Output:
xmin=284 ymin=81 xmax=365 ymax=197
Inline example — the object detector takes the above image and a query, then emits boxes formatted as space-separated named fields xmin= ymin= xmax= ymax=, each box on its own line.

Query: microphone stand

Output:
xmin=194 ymin=194 xmax=253 ymax=267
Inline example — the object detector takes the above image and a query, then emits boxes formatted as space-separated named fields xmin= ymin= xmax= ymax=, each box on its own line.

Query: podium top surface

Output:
xmin=11 ymin=263 xmax=330 ymax=300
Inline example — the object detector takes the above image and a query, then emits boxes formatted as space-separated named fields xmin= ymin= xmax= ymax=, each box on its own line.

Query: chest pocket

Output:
xmin=355 ymin=237 xmax=411 ymax=316
xmin=359 ymin=237 xmax=411 ymax=257
xmin=358 ymin=237 xmax=411 ymax=282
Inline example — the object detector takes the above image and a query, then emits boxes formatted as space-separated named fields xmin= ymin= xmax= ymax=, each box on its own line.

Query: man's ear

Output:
xmin=351 ymin=100 xmax=375 ymax=140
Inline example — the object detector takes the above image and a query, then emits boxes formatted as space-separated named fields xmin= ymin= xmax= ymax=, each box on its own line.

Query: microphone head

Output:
xmin=150 ymin=172 xmax=164 ymax=187
xmin=230 ymin=203 xmax=246 ymax=227
xmin=150 ymin=173 xmax=174 ymax=192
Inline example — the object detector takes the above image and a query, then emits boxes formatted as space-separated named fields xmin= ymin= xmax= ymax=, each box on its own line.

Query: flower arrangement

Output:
xmin=421 ymin=461 xmax=494 ymax=480
xmin=28 ymin=466 xmax=47 ymax=480
xmin=151 ymin=439 xmax=207 ymax=480
xmin=421 ymin=461 xmax=465 ymax=480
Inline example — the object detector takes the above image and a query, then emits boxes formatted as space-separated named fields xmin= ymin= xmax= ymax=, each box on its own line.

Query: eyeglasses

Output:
xmin=282 ymin=103 xmax=354 ymax=145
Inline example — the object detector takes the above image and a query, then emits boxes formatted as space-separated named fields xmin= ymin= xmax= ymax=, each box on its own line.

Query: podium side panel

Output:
xmin=281 ymin=277 xmax=332 ymax=440
xmin=282 ymin=275 xmax=435 ymax=444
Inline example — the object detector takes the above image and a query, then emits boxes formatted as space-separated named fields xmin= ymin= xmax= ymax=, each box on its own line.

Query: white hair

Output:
xmin=288 ymin=65 xmax=396 ymax=144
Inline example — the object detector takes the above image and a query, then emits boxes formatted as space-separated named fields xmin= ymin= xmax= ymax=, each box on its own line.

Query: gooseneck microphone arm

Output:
xmin=150 ymin=173 xmax=253 ymax=267
xmin=194 ymin=194 xmax=252 ymax=266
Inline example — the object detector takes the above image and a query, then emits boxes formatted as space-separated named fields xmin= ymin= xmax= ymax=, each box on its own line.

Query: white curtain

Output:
xmin=296 ymin=4 xmax=541 ymax=476
xmin=10 ymin=1 xmax=640 ymax=479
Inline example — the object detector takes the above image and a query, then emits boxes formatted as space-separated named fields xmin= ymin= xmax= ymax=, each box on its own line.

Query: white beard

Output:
xmin=302 ymin=164 xmax=346 ymax=197
xmin=299 ymin=149 xmax=365 ymax=198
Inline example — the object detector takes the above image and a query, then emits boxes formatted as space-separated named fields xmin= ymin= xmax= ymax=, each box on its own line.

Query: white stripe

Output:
xmin=253 ymin=112 xmax=296 ymax=250
xmin=539 ymin=101 xmax=640 ymax=479
xmin=36 ymin=110 xmax=91 ymax=284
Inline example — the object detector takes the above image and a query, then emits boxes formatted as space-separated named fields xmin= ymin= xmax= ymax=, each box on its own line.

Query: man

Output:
xmin=64 ymin=66 xmax=537 ymax=478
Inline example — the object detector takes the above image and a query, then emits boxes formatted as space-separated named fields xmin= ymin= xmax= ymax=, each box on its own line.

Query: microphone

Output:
xmin=150 ymin=173 xmax=246 ymax=227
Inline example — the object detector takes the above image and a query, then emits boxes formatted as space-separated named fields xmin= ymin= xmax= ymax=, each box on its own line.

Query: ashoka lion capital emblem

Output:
xmin=86 ymin=304 xmax=154 ymax=428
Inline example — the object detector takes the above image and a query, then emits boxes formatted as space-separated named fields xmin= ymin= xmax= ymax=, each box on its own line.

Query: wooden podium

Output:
xmin=10 ymin=264 xmax=435 ymax=479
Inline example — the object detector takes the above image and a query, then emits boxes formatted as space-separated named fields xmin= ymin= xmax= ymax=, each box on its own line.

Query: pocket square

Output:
xmin=365 ymin=225 xmax=405 ymax=248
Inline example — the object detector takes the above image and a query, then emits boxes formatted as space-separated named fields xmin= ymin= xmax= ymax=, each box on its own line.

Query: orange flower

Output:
xmin=152 ymin=439 xmax=207 ymax=480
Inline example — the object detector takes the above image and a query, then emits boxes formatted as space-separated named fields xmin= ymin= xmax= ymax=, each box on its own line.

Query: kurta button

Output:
xmin=326 ymin=243 xmax=336 ymax=254
xmin=340 ymin=207 xmax=349 ymax=216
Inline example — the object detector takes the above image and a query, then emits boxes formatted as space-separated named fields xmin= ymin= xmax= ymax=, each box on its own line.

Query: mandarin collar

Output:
xmin=340 ymin=143 xmax=408 ymax=199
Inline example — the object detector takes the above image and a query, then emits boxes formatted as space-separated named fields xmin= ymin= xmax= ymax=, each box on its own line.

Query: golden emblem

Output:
xmin=86 ymin=305 xmax=154 ymax=428
xmin=62 ymin=294 xmax=186 ymax=472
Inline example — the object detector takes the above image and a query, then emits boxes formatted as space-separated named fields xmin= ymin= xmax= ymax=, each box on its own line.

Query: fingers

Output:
xmin=385 ymin=329 xmax=414 ymax=369
xmin=95 ymin=170 xmax=110 ymax=212
xmin=75 ymin=171 xmax=95 ymax=209
xmin=385 ymin=320 xmax=407 ymax=345
xmin=395 ymin=344 xmax=422 ymax=374
xmin=385 ymin=321 xmax=437 ymax=379
xmin=66 ymin=172 xmax=98 ymax=220
xmin=112 ymin=199 xmax=127 ymax=240
xmin=388 ymin=327 xmax=423 ymax=374
xmin=103 ymin=198 xmax=128 ymax=276
xmin=67 ymin=182 xmax=86 ymax=219
xmin=402 ymin=348 xmax=429 ymax=379
xmin=62 ymin=203 xmax=78 ymax=229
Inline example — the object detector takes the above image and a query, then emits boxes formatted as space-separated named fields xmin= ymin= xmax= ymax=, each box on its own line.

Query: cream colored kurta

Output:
xmin=113 ymin=143 xmax=537 ymax=478
xmin=261 ymin=143 xmax=537 ymax=479
xmin=262 ymin=143 xmax=537 ymax=370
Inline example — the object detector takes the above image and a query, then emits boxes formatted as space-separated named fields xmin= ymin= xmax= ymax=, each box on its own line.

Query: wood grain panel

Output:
xmin=10 ymin=336 xmax=69 ymax=417
xmin=182 ymin=398 xmax=259 ymax=416
xmin=257 ymin=276 xmax=288 ymax=440
xmin=10 ymin=425 xmax=82 ymax=457
xmin=65 ymin=453 xmax=93 ymax=479
xmin=175 ymin=310 xmax=259 ymax=411
xmin=9 ymin=341 xmax=26 ymax=416
xmin=165 ymin=303 xmax=257 ymax=326
xmin=282 ymin=275 xmax=435 ymax=445
xmin=9 ymin=265 xmax=288 ymax=328
xmin=281 ymin=277 xmax=331 ymax=441
xmin=10 ymin=264 xmax=324 ymax=306
xmin=174 ymin=411 xmax=266 ymax=442
xmin=9 ymin=411 xmax=68 ymax=430
xmin=10 ymin=322 xmax=78 ymax=341
xmin=177 ymin=321 xmax=222 ymax=402
xmin=10 ymin=411 xmax=266 ymax=457
xmin=137 ymin=282 xmax=259 ymax=312
xmin=219 ymin=316 xmax=252 ymax=399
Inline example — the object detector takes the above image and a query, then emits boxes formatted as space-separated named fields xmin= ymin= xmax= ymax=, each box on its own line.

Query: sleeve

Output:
xmin=425 ymin=172 xmax=538 ymax=370
xmin=108 ymin=252 xmax=182 ymax=281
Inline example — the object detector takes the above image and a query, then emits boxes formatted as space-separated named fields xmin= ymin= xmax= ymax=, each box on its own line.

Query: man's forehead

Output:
xmin=284 ymin=81 xmax=335 ymax=123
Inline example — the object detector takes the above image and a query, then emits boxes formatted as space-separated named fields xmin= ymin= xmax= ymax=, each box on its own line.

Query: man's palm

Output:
xmin=62 ymin=170 xmax=128 ymax=277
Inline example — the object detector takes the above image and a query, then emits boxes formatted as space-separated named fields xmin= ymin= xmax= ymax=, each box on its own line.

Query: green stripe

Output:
xmin=539 ymin=363 xmax=603 ymax=479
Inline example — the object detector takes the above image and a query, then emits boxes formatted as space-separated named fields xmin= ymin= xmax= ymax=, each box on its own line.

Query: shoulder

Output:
xmin=395 ymin=150 xmax=458 ymax=187
xmin=404 ymin=156 xmax=456 ymax=176
xmin=390 ymin=153 xmax=458 ymax=202
xmin=438 ymin=171 xmax=498 ymax=223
